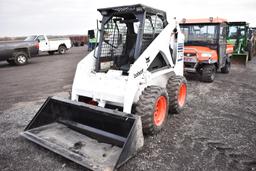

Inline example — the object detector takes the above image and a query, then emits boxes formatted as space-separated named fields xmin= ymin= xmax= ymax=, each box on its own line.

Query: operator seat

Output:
xmin=119 ymin=33 xmax=137 ymax=72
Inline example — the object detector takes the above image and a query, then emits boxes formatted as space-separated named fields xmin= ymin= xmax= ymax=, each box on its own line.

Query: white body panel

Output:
xmin=72 ymin=19 xmax=184 ymax=114
xmin=35 ymin=35 xmax=72 ymax=52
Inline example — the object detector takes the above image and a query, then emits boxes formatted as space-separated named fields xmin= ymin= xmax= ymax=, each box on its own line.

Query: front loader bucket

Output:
xmin=231 ymin=53 xmax=248 ymax=66
xmin=21 ymin=97 xmax=144 ymax=171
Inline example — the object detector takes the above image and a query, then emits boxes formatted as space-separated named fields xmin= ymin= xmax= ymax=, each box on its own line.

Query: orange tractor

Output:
xmin=180 ymin=18 xmax=234 ymax=82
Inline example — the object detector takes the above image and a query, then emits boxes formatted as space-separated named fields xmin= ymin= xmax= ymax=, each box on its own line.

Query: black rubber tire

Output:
xmin=221 ymin=60 xmax=231 ymax=74
xmin=13 ymin=51 xmax=28 ymax=66
xmin=58 ymin=46 xmax=66 ymax=54
xmin=48 ymin=51 xmax=55 ymax=55
xmin=166 ymin=75 xmax=187 ymax=114
xmin=201 ymin=65 xmax=216 ymax=82
xmin=6 ymin=59 xmax=15 ymax=65
xmin=135 ymin=86 xmax=169 ymax=135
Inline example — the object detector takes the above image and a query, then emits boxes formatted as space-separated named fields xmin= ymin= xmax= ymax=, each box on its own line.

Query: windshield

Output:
xmin=100 ymin=16 xmax=138 ymax=59
xmin=24 ymin=36 xmax=37 ymax=41
xmin=228 ymin=26 xmax=245 ymax=39
xmin=101 ymin=17 xmax=129 ymax=56
xmin=96 ymin=14 xmax=141 ymax=72
xmin=181 ymin=25 xmax=217 ymax=44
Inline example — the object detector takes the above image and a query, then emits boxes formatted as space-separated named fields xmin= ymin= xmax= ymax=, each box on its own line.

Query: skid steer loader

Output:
xmin=22 ymin=4 xmax=187 ymax=171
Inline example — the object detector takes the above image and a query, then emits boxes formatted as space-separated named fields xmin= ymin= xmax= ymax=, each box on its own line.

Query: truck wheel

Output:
xmin=201 ymin=65 xmax=216 ymax=82
xmin=221 ymin=60 xmax=230 ymax=74
xmin=48 ymin=51 xmax=55 ymax=55
xmin=14 ymin=51 xmax=28 ymax=65
xmin=136 ymin=86 xmax=169 ymax=135
xmin=58 ymin=46 xmax=66 ymax=54
xmin=6 ymin=59 xmax=15 ymax=65
xmin=166 ymin=75 xmax=187 ymax=114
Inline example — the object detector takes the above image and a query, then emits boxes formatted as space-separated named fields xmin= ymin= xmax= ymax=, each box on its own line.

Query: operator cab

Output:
xmin=180 ymin=18 xmax=228 ymax=57
xmin=227 ymin=22 xmax=249 ymax=53
xmin=95 ymin=4 xmax=168 ymax=75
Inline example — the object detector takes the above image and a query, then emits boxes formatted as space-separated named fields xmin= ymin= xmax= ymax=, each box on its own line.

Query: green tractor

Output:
xmin=227 ymin=22 xmax=252 ymax=65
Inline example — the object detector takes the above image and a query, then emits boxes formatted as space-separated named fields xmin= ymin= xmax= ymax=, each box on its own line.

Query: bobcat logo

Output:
xmin=134 ymin=69 xmax=143 ymax=78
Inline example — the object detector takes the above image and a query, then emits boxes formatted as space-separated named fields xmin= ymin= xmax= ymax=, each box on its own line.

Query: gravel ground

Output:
xmin=0 ymin=47 xmax=255 ymax=171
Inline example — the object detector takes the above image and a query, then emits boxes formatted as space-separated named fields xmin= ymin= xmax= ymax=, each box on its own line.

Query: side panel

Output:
xmin=133 ymin=69 xmax=174 ymax=103
xmin=63 ymin=39 xmax=72 ymax=49
xmin=49 ymin=40 xmax=72 ymax=50
xmin=174 ymin=24 xmax=185 ymax=76
xmin=0 ymin=41 xmax=37 ymax=60
xmin=0 ymin=43 xmax=11 ymax=60
xmin=71 ymin=50 xmax=97 ymax=101
xmin=48 ymin=41 xmax=59 ymax=51
xmin=123 ymin=21 xmax=181 ymax=113
xmin=38 ymin=35 xmax=50 ymax=51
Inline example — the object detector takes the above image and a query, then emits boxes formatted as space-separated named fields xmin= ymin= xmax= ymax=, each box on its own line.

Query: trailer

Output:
xmin=69 ymin=35 xmax=88 ymax=46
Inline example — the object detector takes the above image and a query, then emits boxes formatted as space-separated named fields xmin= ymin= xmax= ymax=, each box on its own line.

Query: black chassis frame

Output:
xmin=180 ymin=22 xmax=229 ymax=70
xmin=95 ymin=4 xmax=168 ymax=71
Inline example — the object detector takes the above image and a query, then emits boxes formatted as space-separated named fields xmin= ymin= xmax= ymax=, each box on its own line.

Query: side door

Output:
xmin=218 ymin=24 xmax=227 ymax=67
xmin=37 ymin=35 xmax=49 ymax=51
xmin=0 ymin=43 xmax=9 ymax=60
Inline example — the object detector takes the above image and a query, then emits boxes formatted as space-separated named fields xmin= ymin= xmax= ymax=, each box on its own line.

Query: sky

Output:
xmin=0 ymin=0 xmax=256 ymax=37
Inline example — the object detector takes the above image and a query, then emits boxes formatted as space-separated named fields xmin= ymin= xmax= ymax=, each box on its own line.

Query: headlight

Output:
xmin=201 ymin=52 xmax=212 ymax=58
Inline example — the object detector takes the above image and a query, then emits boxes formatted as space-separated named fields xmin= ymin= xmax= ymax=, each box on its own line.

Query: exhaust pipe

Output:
xmin=21 ymin=96 xmax=144 ymax=171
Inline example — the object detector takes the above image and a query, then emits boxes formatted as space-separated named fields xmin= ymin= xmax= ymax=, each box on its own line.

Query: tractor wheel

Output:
xmin=201 ymin=65 xmax=216 ymax=82
xmin=58 ymin=46 xmax=66 ymax=54
xmin=166 ymin=75 xmax=187 ymax=114
xmin=221 ymin=60 xmax=231 ymax=74
xmin=13 ymin=51 xmax=28 ymax=65
xmin=135 ymin=86 xmax=169 ymax=135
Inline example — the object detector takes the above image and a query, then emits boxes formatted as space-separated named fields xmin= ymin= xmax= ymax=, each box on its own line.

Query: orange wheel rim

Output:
xmin=154 ymin=96 xmax=167 ymax=126
xmin=178 ymin=83 xmax=187 ymax=107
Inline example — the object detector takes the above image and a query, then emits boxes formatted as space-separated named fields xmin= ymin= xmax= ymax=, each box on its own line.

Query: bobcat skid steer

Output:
xmin=22 ymin=4 xmax=187 ymax=171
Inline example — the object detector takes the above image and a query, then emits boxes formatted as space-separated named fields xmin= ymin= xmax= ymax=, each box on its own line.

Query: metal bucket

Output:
xmin=231 ymin=53 xmax=248 ymax=66
xmin=21 ymin=96 xmax=144 ymax=171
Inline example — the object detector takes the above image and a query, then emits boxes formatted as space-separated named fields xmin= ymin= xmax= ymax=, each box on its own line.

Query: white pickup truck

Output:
xmin=24 ymin=35 xmax=72 ymax=55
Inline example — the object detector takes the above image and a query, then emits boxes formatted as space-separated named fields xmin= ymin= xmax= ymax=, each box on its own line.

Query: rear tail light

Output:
xmin=35 ymin=42 xmax=39 ymax=49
